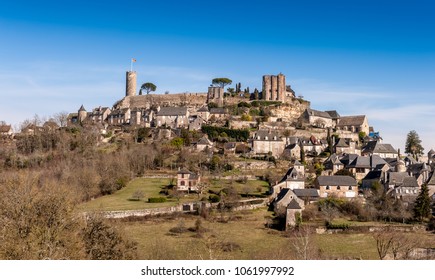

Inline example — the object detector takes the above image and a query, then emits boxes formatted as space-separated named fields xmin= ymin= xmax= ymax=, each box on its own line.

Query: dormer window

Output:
xmin=337 ymin=186 xmax=341 ymax=190
xmin=349 ymin=186 xmax=353 ymax=190
xmin=326 ymin=186 xmax=330 ymax=190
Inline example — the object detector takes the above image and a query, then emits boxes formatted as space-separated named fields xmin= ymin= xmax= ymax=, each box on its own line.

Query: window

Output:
xmin=326 ymin=186 xmax=330 ymax=190
xmin=180 ymin=181 xmax=185 ymax=186
xmin=349 ymin=186 xmax=353 ymax=190
xmin=337 ymin=186 xmax=341 ymax=190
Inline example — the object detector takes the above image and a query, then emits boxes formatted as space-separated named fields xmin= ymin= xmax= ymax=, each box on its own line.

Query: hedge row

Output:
xmin=201 ymin=125 xmax=250 ymax=141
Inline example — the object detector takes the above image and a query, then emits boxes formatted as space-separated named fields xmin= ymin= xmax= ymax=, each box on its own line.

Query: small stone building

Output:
xmin=252 ymin=129 xmax=285 ymax=158
xmin=177 ymin=169 xmax=201 ymax=192
xmin=315 ymin=175 xmax=358 ymax=198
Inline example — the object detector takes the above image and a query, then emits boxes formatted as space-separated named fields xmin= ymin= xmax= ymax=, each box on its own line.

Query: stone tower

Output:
xmin=262 ymin=73 xmax=286 ymax=101
xmin=78 ymin=105 xmax=87 ymax=123
xmin=207 ymin=86 xmax=224 ymax=107
xmin=126 ymin=71 xmax=137 ymax=97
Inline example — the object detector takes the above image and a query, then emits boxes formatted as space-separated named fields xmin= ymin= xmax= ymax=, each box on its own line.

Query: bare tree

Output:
xmin=289 ymin=226 xmax=317 ymax=260
xmin=53 ymin=111 xmax=69 ymax=127
xmin=373 ymin=228 xmax=393 ymax=260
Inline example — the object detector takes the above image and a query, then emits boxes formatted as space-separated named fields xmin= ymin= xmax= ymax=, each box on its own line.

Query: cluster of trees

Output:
xmin=0 ymin=173 xmax=137 ymax=259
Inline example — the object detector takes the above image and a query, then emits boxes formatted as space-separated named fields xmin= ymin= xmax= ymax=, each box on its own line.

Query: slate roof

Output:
xmin=210 ymin=108 xmax=227 ymax=114
xmin=407 ymin=163 xmax=430 ymax=176
xmin=293 ymin=189 xmax=319 ymax=198
xmin=363 ymin=170 xmax=383 ymax=180
xmin=275 ymin=188 xmax=292 ymax=203
xmin=287 ymin=199 xmax=302 ymax=210
xmin=388 ymin=172 xmax=408 ymax=185
xmin=325 ymin=110 xmax=340 ymax=119
xmin=362 ymin=141 xmax=397 ymax=155
xmin=306 ymin=108 xmax=332 ymax=119
xmin=254 ymin=130 xmax=282 ymax=141
xmin=157 ymin=107 xmax=188 ymax=116
xmin=79 ymin=105 xmax=86 ymax=112
xmin=428 ymin=149 xmax=435 ymax=157
xmin=336 ymin=115 xmax=366 ymax=127
xmin=224 ymin=142 xmax=236 ymax=150
xmin=177 ymin=169 xmax=199 ymax=179
xmin=317 ymin=176 xmax=357 ymax=186
xmin=196 ymin=136 xmax=213 ymax=145
xmin=348 ymin=156 xmax=371 ymax=168
xmin=335 ymin=138 xmax=349 ymax=148
xmin=280 ymin=167 xmax=304 ymax=182
xmin=402 ymin=177 xmax=419 ymax=188
xmin=339 ymin=154 xmax=359 ymax=166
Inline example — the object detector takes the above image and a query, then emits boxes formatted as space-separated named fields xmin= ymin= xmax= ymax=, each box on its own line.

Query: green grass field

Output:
xmin=117 ymin=207 xmax=390 ymax=260
xmin=79 ymin=177 xmax=270 ymax=212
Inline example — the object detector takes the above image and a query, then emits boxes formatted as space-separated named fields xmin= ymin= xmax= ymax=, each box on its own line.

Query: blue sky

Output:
xmin=1 ymin=0 xmax=434 ymax=151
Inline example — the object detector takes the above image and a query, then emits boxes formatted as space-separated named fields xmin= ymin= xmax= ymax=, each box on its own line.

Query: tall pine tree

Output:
xmin=413 ymin=184 xmax=431 ymax=221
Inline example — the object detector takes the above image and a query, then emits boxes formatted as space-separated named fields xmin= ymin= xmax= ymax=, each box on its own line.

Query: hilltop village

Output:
xmin=1 ymin=70 xmax=435 ymax=260
xmin=1 ymin=70 xmax=435 ymax=230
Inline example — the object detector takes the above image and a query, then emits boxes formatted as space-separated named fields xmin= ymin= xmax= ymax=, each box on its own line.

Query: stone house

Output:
xmin=315 ymin=175 xmax=358 ymax=198
xmin=194 ymin=135 xmax=213 ymax=152
xmin=334 ymin=138 xmax=358 ymax=155
xmin=273 ymin=188 xmax=304 ymax=218
xmin=89 ymin=106 xmax=111 ymax=123
xmin=156 ymin=107 xmax=189 ymax=128
xmin=323 ymin=153 xmax=345 ymax=174
xmin=346 ymin=154 xmax=388 ymax=181
xmin=336 ymin=115 xmax=370 ymax=136
xmin=223 ymin=142 xmax=237 ymax=154
xmin=297 ymin=108 xmax=334 ymax=128
xmin=196 ymin=106 xmax=210 ymax=122
xmin=386 ymin=172 xmax=420 ymax=201
xmin=286 ymin=200 xmax=303 ymax=229
xmin=407 ymin=163 xmax=431 ymax=187
xmin=361 ymin=140 xmax=398 ymax=159
xmin=251 ymin=129 xmax=285 ymax=158
xmin=271 ymin=161 xmax=305 ymax=199
xmin=0 ymin=125 xmax=13 ymax=136
xmin=176 ymin=169 xmax=201 ymax=192
xmin=108 ymin=108 xmax=131 ymax=125
xmin=209 ymin=108 xmax=228 ymax=121
xmin=129 ymin=108 xmax=155 ymax=127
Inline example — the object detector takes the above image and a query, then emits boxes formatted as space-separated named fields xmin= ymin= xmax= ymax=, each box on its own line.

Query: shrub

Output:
xmin=209 ymin=194 xmax=221 ymax=203
xmin=325 ymin=221 xmax=350 ymax=230
xmin=148 ymin=197 xmax=167 ymax=203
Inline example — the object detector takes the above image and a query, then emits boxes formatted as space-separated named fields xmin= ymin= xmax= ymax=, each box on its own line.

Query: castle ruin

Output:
xmin=262 ymin=73 xmax=294 ymax=102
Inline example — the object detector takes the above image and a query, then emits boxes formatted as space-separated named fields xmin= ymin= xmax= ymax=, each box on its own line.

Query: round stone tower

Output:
xmin=126 ymin=71 xmax=137 ymax=97
xmin=78 ymin=105 xmax=87 ymax=123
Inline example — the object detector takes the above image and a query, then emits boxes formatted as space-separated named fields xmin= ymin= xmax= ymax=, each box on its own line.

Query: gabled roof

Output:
xmin=196 ymin=136 xmax=213 ymax=146
xmin=363 ymin=170 xmax=383 ymax=180
xmin=325 ymin=110 xmax=340 ymax=119
xmin=293 ymin=189 xmax=319 ymax=198
xmin=335 ymin=138 xmax=349 ymax=148
xmin=317 ymin=175 xmax=357 ymax=186
xmin=362 ymin=141 xmax=398 ymax=155
xmin=177 ymin=169 xmax=199 ymax=179
xmin=402 ymin=177 xmax=419 ymax=188
xmin=287 ymin=199 xmax=302 ymax=210
xmin=157 ymin=107 xmax=188 ymax=116
xmin=348 ymin=156 xmax=371 ymax=168
xmin=280 ymin=167 xmax=304 ymax=183
xmin=336 ymin=115 xmax=366 ymax=127
xmin=407 ymin=163 xmax=430 ymax=176
xmin=306 ymin=108 xmax=332 ymax=119
xmin=79 ymin=105 xmax=86 ymax=112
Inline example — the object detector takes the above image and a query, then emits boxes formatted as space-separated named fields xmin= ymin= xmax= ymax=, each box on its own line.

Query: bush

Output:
xmin=148 ymin=197 xmax=167 ymax=203
xmin=209 ymin=194 xmax=221 ymax=203
xmin=325 ymin=221 xmax=350 ymax=230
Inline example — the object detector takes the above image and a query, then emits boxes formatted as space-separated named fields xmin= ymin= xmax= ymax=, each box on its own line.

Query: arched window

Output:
xmin=337 ymin=186 xmax=341 ymax=190
xmin=180 ymin=181 xmax=185 ymax=186
xmin=349 ymin=186 xmax=353 ymax=190
xmin=326 ymin=186 xmax=330 ymax=190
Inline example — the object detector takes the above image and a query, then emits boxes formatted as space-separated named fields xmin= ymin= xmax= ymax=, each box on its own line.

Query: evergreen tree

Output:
xmin=254 ymin=88 xmax=259 ymax=100
xmin=405 ymin=130 xmax=424 ymax=159
xmin=413 ymin=184 xmax=431 ymax=221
